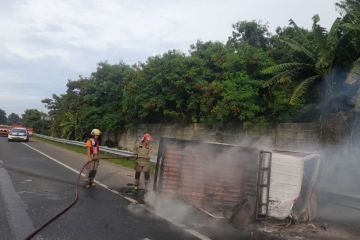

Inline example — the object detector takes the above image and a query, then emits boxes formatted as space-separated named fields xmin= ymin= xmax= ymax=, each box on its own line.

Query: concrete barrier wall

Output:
xmin=275 ymin=123 xmax=320 ymax=151
xmin=102 ymin=122 xmax=320 ymax=154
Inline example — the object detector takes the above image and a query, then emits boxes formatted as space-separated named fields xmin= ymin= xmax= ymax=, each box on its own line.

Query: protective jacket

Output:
xmin=133 ymin=142 xmax=152 ymax=172
xmin=86 ymin=138 xmax=99 ymax=156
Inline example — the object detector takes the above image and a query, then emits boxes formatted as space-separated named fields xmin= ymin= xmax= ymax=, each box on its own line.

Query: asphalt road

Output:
xmin=0 ymin=137 xmax=199 ymax=240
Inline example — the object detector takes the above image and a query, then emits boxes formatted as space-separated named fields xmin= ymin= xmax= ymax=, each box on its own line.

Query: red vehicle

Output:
xmin=0 ymin=125 xmax=10 ymax=136
xmin=27 ymin=127 xmax=33 ymax=136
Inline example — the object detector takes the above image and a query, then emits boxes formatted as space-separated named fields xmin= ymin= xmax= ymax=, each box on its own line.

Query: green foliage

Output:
xmin=289 ymin=75 xmax=321 ymax=106
xmin=0 ymin=109 xmax=7 ymax=124
xmin=21 ymin=109 xmax=49 ymax=134
xmin=7 ymin=113 xmax=21 ymax=124
xmin=40 ymin=8 xmax=360 ymax=137
xmin=263 ymin=12 xmax=360 ymax=115
xmin=228 ymin=20 xmax=270 ymax=49
xmin=278 ymin=38 xmax=316 ymax=62
xmin=59 ymin=112 xmax=83 ymax=140
xmin=123 ymin=50 xmax=190 ymax=123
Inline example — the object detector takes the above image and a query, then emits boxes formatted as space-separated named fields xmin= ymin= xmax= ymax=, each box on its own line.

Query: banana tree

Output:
xmin=59 ymin=112 xmax=83 ymax=140
xmin=263 ymin=15 xmax=346 ymax=106
xmin=342 ymin=1 xmax=360 ymax=110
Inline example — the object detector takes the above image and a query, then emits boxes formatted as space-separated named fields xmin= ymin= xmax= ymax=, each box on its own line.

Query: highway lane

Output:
xmin=0 ymin=137 xmax=198 ymax=240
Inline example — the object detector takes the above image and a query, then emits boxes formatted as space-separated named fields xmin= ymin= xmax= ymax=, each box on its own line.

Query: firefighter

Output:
xmin=84 ymin=128 xmax=101 ymax=188
xmin=133 ymin=133 xmax=153 ymax=191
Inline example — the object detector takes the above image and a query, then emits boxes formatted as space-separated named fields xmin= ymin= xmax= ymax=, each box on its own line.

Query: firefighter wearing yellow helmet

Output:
xmin=133 ymin=133 xmax=153 ymax=191
xmin=84 ymin=128 xmax=101 ymax=188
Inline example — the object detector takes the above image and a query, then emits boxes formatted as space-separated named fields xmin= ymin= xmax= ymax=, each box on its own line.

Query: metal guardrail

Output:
xmin=33 ymin=133 xmax=134 ymax=158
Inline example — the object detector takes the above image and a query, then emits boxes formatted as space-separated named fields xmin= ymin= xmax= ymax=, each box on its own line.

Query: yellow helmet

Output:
xmin=91 ymin=129 xmax=101 ymax=136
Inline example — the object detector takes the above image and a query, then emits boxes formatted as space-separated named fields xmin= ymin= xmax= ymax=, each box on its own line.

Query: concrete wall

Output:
xmin=275 ymin=123 xmax=320 ymax=151
xmin=102 ymin=122 xmax=320 ymax=154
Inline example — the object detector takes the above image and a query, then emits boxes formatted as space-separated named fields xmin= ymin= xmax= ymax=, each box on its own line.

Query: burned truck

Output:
xmin=153 ymin=138 xmax=320 ymax=228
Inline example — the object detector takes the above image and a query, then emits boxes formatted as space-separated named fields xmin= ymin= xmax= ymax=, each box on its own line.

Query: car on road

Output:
xmin=8 ymin=127 xmax=29 ymax=142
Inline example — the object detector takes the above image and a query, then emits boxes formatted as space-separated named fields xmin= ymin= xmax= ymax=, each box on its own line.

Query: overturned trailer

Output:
xmin=153 ymin=138 xmax=320 ymax=228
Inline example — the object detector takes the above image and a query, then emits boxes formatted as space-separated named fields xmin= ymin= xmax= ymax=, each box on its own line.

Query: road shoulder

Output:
xmin=0 ymin=160 xmax=35 ymax=239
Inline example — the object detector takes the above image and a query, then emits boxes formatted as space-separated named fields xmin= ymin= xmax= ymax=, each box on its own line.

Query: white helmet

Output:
xmin=91 ymin=129 xmax=101 ymax=136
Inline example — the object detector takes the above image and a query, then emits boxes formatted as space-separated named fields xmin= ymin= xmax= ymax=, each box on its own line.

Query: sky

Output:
xmin=0 ymin=0 xmax=339 ymax=116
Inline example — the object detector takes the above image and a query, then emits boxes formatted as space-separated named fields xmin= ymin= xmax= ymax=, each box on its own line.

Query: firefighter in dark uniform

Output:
xmin=133 ymin=133 xmax=153 ymax=191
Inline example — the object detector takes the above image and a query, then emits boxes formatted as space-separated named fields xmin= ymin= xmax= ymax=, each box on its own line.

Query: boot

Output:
xmin=89 ymin=179 xmax=96 ymax=187
xmin=84 ymin=179 xmax=91 ymax=188
xmin=145 ymin=180 xmax=150 ymax=192
xmin=134 ymin=179 xmax=140 ymax=191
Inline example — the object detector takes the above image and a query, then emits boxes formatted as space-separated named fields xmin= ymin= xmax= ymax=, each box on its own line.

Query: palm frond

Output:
xmin=278 ymin=75 xmax=293 ymax=84
xmin=287 ymin=19 xmax=308 ymax=43
xmin=312 ymin=14 xmax=321 ymax=26
xmin=327 ymin=18 xmax=342 ymax=45
xmin=344 ymin=22 xmax=360 ymax=32
xmin=315 ymin=26 xmax=328 ymax=41
xmin=263 ymin=69 xmax=298 ymax=87
xmin=289 ymin=75 xmax=321 ymax=105
xmin=321 ymin=17 xmax=343 ymax=67
xmin=262 ymin=62 xmax=314 ymax=75
xmin=312 ymin=15 xmax=327 ymax=37
xmin=289 ymin=19 xmax=300 ymax=29
xmin=346 ymin=59 xmax=360 ymax=85
xmin=59 ymin=112 xmax=78 ymax=139
xmin=311 ymin=15 xmax=328 ymax=52
xmin=279 ymin=38 xmax=316 ymax=62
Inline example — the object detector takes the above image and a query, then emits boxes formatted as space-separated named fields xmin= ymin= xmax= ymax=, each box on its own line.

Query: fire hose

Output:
xmin=24 ymin=156 xmax=125 ymax=240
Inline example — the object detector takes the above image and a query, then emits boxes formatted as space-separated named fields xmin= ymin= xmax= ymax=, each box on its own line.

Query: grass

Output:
xmin=32 ymin=135 xmax=151 ymax=171
xmin=33 ymin=136 xmax=89 ymax=155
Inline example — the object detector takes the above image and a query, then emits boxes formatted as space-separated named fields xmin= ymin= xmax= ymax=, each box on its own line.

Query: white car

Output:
xmin=8 ymin=128 xmax=29 ymax=142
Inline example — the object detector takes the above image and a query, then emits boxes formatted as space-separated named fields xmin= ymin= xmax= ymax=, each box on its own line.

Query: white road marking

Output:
xmin=22 ymin=143 xmax=211 ymax=240
xmin=22 ymin=143 xmax=86 ymax=178
xmin=22 ymin=143 xmax=138 ymax=205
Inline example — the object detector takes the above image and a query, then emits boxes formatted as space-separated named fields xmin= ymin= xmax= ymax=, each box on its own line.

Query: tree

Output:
xmin=228 ymin=20 xmax=271 ymax=49
xmin=21 ymin=109 xmax=48 ymax=133
xmin=7 ymin=113 xmax=21 ymax=124
xmin=0 ymin=109 xmax=7 ymax=124
xmin=186 ymin=40 xmax=273 ymax=126
xmin=186 ymin=41 xmax=235 ymax=125
xmin=337 ymin=0 xmax=360 ymax=18
xmin=84 ymin=62 xmax=133 ymax=131
xmin=337 ymin=0 xmax=360 ymax=111
xmin=122 ymin=50 xmax=191 ymax=124
xmin=338 ymin=0 xmax=360 ymax=84
xmin=40 ymin=9 xmax=360 ymax=135
xmin=43 ymin=62 xmax=136 ymax=136
xmin=59 ymin=112 xmax=83 ymax=140
xmin=263 ymin=15 xmax=357 ymax=108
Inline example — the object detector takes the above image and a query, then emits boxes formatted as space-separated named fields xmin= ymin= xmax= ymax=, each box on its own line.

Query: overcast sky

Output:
xmin=0 ymin=0 xmax=339 ymax=116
